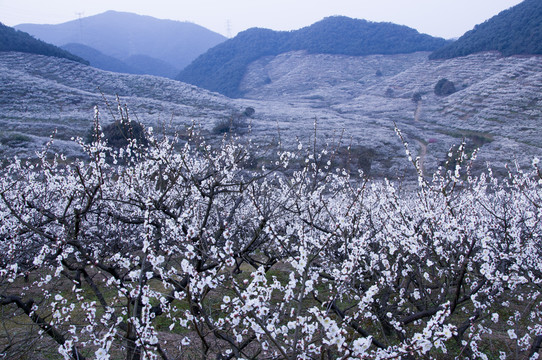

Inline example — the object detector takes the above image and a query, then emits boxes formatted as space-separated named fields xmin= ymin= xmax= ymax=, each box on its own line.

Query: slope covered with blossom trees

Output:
xmin=0 ymin=106 xmax=541 ymax=359
xmin=3 ymin=51 xmax=542 ymax=180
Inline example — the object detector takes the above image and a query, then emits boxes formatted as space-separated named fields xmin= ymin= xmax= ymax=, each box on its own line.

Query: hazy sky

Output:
xmin=1 ymin=0 xmax=524 ymax=39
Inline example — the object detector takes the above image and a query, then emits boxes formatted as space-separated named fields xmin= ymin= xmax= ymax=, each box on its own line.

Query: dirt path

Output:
xmin=414 ymin=101 xmax=422 ymax=123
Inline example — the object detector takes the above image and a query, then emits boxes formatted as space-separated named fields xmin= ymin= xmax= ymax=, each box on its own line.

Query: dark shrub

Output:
xmin=212 ymin=116 xmax=249 ymax=135
xmin=243 ymin=107 xmax=255 ymax=118
xmin=100 ymin=120 xmax=148 ymax=148
xmin=434 ymin=78 xmax=456 ymax=96
xmin=0 ymin=133 xmax=32 ymax=147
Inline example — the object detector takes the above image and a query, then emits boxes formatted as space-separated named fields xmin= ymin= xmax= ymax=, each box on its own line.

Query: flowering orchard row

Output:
xmin=0 ymin=108 xmax=541 ymax=360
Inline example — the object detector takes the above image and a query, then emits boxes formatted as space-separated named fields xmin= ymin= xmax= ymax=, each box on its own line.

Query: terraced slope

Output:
xmin=0 ymin=52 xmax=242 ymax=158
xmin=239 ymin=51 xmax=542 ymax=177
xmin=2 ymin=51 xmax=541 ymax=180
xmin=240 ymin=51 xmax=429 ymax=101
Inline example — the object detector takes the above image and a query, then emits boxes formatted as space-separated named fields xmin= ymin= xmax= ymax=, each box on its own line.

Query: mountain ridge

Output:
xmin=60 ymin=43 xmax=137 ymax=74
xmin=0 ymin=22 xmax=88 ymax=64
xmin=430 ymin=0 xmax=542 ymax=59
xmin=15 ymin=11 xmax=227 ymax=77
xmin=177 ymin=16 xmax=449 ymax=97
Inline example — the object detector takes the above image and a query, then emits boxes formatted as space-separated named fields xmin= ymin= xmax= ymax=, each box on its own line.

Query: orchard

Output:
xmin=0 ymin=107 xmax=541 ymax=360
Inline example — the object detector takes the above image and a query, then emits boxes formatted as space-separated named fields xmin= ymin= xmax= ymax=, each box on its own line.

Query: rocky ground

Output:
xmin=1 ymin=51 xmax=541 ymax=179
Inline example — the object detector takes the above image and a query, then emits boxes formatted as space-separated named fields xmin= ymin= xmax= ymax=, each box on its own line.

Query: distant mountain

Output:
xmin=430 ymin=0 xmax=542 ymax=59
xmin=0 ymin=22 xmax=87 ymax=64
xmin=123 ymin=54 xmax=181 ymax=79
xmin=61 ymin=43 xmax=136 ymax=73
xmin=61 ymin=43 xmax=182 ymax=78
xmin=177 ymin=16 xmax=449 ymax=98
xmin=16 ymin=11 xmax=226 ymax=77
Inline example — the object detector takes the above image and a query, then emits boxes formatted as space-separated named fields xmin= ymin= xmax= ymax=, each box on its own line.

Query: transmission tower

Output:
xmin=226 ymin=19 xmax=232 ymax=38
xmin=75 ymin=12 xmax=84 ymax=42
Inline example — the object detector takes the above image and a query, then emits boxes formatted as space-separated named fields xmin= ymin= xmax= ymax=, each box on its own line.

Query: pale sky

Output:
xmin=0 ymin=0 xmax=524 ymax=39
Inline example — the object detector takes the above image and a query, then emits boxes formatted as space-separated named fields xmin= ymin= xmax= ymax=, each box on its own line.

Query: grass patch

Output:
xmin=0 ymin=132 xmax=33 ymax=147
xmin=438 ymin=128 xmax=493 ymax=145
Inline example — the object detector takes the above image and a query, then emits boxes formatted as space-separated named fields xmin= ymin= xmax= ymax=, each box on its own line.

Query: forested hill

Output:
xmin=177 ymin=28 xmax=288 ymax=98
xmin=287 ymin=17 xmax=448 ymax=56
xmin=0 ymin=23 xmax=88 ymax=64
xmin=177 ymin=16 xmax=449 ymax=98
xmin=430 ymin=0 xmax=542 ymax=59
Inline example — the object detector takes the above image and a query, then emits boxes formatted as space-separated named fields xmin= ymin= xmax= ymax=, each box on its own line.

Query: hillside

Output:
xmin=0 ymin=23 xmax=87 ymax=64
xmin=177 ymin=16 xmax=449 ymax=97
xmin=123 ymin=54 xmax=181 ymax=79
xmin=236 ymin=50 xmax=542 ymax=178
xmin=177 ymin=28 xmax=289 ymax=98
xmin=287 ymin=17 xmax=448 ymax=56
xmin=15 ymin=11 xmax=226 ymax=77
xmin=61 ymin=43 xmax=136 ymax=74
xmin=2 ymin=50 xmax=542 ymax=179
xmin=430 ymin=0 xmax=542 ymax=59
xmin=0 ymin=51 xmax=247 ymax=159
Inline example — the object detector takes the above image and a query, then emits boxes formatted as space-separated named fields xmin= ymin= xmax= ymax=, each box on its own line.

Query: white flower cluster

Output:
xmin=0 ymin=115 xmax=541 ymax=359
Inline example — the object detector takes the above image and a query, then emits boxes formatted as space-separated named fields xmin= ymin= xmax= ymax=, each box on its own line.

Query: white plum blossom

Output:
xmin=0 ymin=111 xmax=540 ymax=359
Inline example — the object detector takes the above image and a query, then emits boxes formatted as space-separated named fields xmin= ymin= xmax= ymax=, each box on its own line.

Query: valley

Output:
xmin=2 ymin=2 xmax=542 ymax=358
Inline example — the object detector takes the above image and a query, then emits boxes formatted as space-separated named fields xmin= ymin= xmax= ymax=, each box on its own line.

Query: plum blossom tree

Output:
xmin=0 ymin=106 xmax=541 ymax=360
